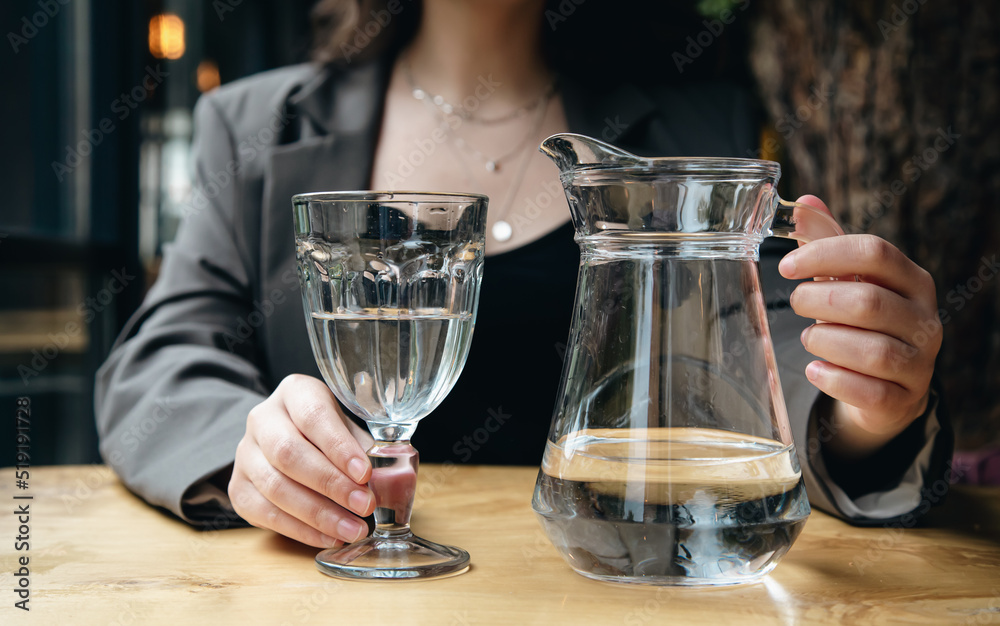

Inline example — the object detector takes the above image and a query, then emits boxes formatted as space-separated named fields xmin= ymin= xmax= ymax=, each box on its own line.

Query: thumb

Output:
xmin=795 ymin=194 xmax=832 ymax=217
xmin=790 ymin=194 xmax=840 ymax=249
xmin=790 ymin=194 xmax=853 ymax=283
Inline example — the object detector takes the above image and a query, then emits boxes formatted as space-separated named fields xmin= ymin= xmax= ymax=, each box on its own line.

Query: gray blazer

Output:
xmin=95 ymin=59 xmax=950 ymax=528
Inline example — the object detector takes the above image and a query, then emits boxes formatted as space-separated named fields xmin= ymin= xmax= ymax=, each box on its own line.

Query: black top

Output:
xmin=414 ymin=221 xmax=580 ymax=464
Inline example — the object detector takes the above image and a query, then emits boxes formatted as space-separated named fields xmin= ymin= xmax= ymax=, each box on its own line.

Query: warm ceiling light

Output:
xmin=197 ymin=60 xmax=221 ymax=92
xmin=149 ymin=14 xmax=185 ymax=60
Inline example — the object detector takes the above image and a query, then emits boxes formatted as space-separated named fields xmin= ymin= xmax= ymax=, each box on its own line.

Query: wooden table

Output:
xmin=2 ymin=465 xmax=998 ymax=624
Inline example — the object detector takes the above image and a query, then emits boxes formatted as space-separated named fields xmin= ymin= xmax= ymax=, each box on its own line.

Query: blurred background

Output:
xmin=0 ymin=0 xmax=313 ymax=465
xmin=1 ymin=1 xmax=997 ymax=477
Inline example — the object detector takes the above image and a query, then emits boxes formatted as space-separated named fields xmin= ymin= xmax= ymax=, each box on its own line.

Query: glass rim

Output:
xmin=292 ymin=190 xmax=489 ymax=204
xmin=563 ymin=157 xmax=781 ymax=179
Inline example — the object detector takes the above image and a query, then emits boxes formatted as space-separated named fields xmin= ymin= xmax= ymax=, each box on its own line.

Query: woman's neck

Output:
xmin=405 ymin=0 xmax=550 ymax=108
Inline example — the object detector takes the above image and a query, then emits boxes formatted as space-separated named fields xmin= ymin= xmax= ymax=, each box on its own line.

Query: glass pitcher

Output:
xmin=531 ymin=133 xmax=846 ymax=586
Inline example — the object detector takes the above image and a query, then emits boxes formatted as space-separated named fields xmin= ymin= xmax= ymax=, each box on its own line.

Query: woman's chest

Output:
xmin=369 ymin=84 xmax=573 ymax=254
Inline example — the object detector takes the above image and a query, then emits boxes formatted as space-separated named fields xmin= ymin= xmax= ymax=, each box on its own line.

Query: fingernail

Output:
xmin=338 ymin=518 xmax=366 ymax=543
xmin=800 ymin=326 xmax=811 ymax=346
xmin=348 ymin=489 xmax=374 ymax=516
xmin=320 ymin=534 xmax=341 ymax=548
xmin=779 ymin=251 xmax=797 ymax=277
xmin=805 ymin=361 xmax=822 ymax=382
xmin=348 ymin=458 xmax=368 ymax=483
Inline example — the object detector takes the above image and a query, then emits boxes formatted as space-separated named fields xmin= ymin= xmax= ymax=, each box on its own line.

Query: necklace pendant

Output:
xmin=485 ymin=160 xmax=499 ymax=173
xmin=492 ymin=220 xmax=513 ymax=242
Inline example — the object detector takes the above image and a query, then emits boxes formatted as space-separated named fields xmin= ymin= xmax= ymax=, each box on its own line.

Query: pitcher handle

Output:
xmin=769 ymin=198 xmax=845 ymax=243
xmin=770 ymin=197 xmax=858 ymax=282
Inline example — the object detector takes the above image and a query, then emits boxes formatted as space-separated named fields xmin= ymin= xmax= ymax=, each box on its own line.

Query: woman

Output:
xmin=96 ymin=0 xmax=948 ymax=549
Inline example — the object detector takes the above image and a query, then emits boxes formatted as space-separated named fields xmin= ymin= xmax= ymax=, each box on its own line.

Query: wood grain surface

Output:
xmin=1 ymin=465 xmax=998 ymax=625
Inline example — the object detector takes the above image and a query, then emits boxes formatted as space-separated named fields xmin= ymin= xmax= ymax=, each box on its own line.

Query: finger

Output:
xmin=278 ymin=375 xmax=372 ymax=484
xmin=346 ymin=417 xmax=375 ymax=450
xmin=230 ymin=480 xmax=344 ymax=549
xmin=779 ymin=234 xmax=934 ymax=302
xmin=796 ymin=195 xmax=831 ymax=217
xmin=799 ymin=323 xmax=931 ymax=393
xmin=242 ymin=444 xmax=370 ymax=544
xmin=803 ymin=360 xmax=915 ymax=434
xmin=254 ymin=415 xmax=375 ymax=518
xmin=790 ymin=195 xmax=838 ymax=248
xmin=789 ymin=281 xmax=924 ymax=344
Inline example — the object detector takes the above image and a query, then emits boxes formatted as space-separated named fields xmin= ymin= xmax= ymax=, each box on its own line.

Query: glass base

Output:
xmin=315 ymin=532 xmax=470 ymax=580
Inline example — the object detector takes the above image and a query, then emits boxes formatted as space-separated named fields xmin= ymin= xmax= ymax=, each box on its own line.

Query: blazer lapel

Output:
xmin=259 ymin=60 xmax=389 ymax=383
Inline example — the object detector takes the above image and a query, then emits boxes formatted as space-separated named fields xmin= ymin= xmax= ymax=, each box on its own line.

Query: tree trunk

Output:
xmin=749 ymin=1 xmax=1000 ymax=449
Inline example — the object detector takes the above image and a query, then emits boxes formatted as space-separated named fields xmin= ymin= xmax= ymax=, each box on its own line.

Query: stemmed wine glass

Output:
xmin=293 ymin=191 xmax=487 ymax=580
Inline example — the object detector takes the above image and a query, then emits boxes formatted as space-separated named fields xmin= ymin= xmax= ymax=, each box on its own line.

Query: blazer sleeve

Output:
xmin=95 ymin=93 xmax=267 ymax=527
xmin=759 ymin=239 xmax=953 ymax=525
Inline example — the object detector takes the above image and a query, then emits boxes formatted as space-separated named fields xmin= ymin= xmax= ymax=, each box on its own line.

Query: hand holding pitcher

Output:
xmin=779 ymin=195 xmax=941 ymax=462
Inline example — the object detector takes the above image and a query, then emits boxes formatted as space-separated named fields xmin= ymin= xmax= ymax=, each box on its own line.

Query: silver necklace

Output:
xmin=496 ymin=97 xmax=550 ymax=242
xmin=402 ymin=56 xmax=555 ymax=242
xmin=404 ymin=58 xmax=556 ymax=126
xmin=404 ymin=59 xmax=556 ymax=173
xmin=478 ymin=101 xmax=550 ymax=243
xmin=428 ymin=92 xmax=551 ymax=243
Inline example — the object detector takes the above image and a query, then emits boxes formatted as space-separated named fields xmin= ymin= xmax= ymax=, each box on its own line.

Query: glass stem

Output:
xmin=367 ymin=440 xmax=419 ymax=539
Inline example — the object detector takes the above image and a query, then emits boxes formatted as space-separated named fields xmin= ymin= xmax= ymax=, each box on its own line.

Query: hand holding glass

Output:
xmin=294 ymin=191 xmax=487 ymax=580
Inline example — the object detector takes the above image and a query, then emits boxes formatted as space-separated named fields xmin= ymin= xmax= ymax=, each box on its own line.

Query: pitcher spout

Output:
xmin=539 ymin=133 xmax=645 ymax=175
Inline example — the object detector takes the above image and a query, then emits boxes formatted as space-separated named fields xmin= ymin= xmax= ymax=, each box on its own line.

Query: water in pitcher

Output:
xmin=532 ymin=427 xmax=809 ymax=585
